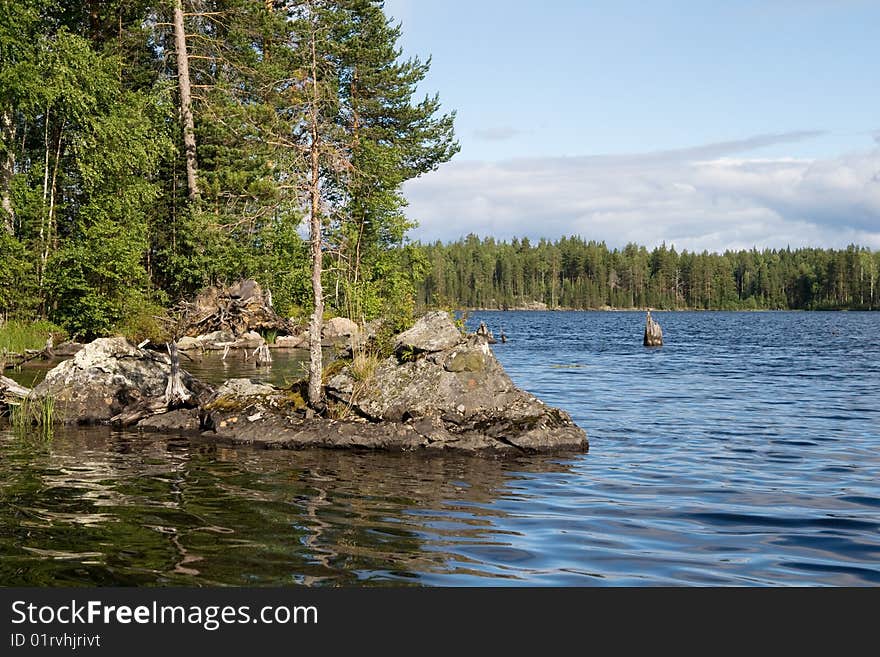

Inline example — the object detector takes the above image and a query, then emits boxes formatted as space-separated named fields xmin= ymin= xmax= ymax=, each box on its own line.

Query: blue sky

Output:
xmin=382 ymin=0 xmax=880 ymax=250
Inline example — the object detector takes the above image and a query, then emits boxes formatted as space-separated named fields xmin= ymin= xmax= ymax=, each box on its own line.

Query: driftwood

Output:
xmin=1 ymin=374 xmax=31 ymax=408
xmin=110 ymin=393 xmax=171 ymax=427
xmin=164 ymin=341 xmax=192 ymax=407
xmin=110 ymin=341 xmax=195 ymax=427
xmin=183 ymin=279 xmax=293 ymax=338
xmin=254 ymin=343 xmax=272 ymax=366
xmin=3 ymin=336 xmax=55 ymax=370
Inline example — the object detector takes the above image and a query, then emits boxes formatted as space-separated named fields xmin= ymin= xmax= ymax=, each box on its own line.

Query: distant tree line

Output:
xmin=416 ymin=235 xmax=880 ymax=311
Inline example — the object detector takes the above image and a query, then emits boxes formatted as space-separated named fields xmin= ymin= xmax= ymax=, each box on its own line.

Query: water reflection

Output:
xmin=0 ymin=426 xmax=575 ymax=586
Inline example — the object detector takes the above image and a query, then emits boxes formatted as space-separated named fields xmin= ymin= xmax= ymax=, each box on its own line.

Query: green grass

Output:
xmin=0 ymin=320 xmax=66 ymax=355
xmin=10 ymin=394 xmax=55 ymax=440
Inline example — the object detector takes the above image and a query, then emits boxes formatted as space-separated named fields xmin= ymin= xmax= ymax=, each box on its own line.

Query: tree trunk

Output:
xmin=173 ymin=0 xmax=199 ymax=201
xmin=306 ymin=12 xmax=324 ymax=410
xmin=164 ymin=341 xmax=192 ymax=407
xmin=1 ymin=109 xmax=15 ymax=234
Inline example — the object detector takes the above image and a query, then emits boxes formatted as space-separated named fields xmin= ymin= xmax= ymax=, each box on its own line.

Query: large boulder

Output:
xmin=323 ymin=317 xmax=359 ymax=341
xmin=393 ymin=311 xmax=461 ymax=355
xmin=32 ymin=337 xmax=211 ymax=424
xmin=325 ymin=317 xmax=588 ymax=453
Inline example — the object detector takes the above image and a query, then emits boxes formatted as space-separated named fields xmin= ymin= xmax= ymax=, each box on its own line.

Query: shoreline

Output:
xmin=459 ymin=306 xmax=873 ymax=313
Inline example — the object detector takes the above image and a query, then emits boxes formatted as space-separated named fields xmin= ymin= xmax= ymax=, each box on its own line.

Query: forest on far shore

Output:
xmin=416 ymin=236 xmax=880 ymax=312
xmin=2 ymin=2 xmax=876 ymax=350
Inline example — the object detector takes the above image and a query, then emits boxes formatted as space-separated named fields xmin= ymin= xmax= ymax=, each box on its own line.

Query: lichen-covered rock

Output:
xmin=393 ymin=311 xmax=461 ymax=354
xmin=323 ymin=317 xmax=359 ymax=341
xmin=32 ymin=337 xmax=211 ymax=424
xmin=141 ymin=313 xmax=588 ymax=455
xmin=138 ymin=408 xmax=201 ymax=432
xmin=325 ymin=324 xmax=588 ymax=453
xmin=274 ymin=334 xmax=307 ymax=348
xmin=200 ymin=378 xmax=302 ymax=426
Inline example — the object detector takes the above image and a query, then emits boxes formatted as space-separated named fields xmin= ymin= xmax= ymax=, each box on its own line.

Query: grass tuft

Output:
xmin=11 ymin=394 xmax=55 ymax=440
xmin=0 ymin=320 xmax=66 ymax=355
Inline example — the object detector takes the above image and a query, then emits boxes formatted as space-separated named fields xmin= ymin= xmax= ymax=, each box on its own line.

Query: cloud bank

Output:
xmin=404 ymin=132 xmax=880 ymax=252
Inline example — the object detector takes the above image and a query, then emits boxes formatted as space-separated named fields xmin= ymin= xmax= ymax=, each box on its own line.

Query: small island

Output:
xmin=2 ymin=304 xmax=587 ymax=455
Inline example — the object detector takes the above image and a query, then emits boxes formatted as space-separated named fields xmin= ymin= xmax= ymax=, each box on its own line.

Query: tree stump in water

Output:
xmin=254 ymin=343 xmax=272 ymax=367
xmin=643 ymin=311 xmax=663 ymax=347
xmin=164 ymin=341 xmax=193 ymax=407
xmin=476 ymin=321 xmax=497 ymax=344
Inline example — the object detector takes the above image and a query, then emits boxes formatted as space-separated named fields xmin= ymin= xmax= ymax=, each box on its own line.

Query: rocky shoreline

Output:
xmin=2 ymin=312 xmax=588 ymax=456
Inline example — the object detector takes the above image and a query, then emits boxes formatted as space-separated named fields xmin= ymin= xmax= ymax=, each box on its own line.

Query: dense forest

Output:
xmin=417 ymin=236 xmax=880 ymax=311
xmin=0 ymin=0 xmax=457 ymax=340
xmin=1 ymin=1 xmax=877 ymax=351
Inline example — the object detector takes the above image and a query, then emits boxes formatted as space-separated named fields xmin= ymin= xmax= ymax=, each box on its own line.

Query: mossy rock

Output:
xmin=445 ymin=351 xmax=487 ymax=373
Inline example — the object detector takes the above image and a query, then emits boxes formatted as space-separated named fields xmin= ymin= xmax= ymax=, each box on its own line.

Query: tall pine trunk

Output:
xmin=306 ymin=9 xmax=324 ymax=410
xmin=173 ymin=0 xmax=199 ymax=201
xmin=1 ymin=109 xmax=14 ymax=234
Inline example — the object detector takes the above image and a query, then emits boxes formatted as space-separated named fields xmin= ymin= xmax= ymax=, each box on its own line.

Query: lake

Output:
xmin=1 ymin=311 xmax=879 ymax=586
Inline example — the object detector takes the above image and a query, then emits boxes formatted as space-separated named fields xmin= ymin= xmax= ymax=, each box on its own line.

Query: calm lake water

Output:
xmin=1 ymin=311 xmax=879 ymax=586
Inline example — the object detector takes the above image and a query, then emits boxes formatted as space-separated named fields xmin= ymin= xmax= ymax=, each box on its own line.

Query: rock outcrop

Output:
xmin=32 ymin=337 xmax=212 ymax=424
xmin=394 ymin=311 xmax=462 ymax=355
xmin=643 ymin=311 xmax=663 ymax=347
xmin=324 ymin=312 xmax=587 ymax=453
xmin=24 ymin=314 xmax=588 ymax=455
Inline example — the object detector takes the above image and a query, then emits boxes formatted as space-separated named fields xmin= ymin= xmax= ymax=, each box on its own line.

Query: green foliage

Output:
xmin=114 ymin=296 xmax=168 ymax=345
xmin=0 ymin=0 xmax=459 ymax=337
xmin=0 ymin=320 xmax=65 ymax=354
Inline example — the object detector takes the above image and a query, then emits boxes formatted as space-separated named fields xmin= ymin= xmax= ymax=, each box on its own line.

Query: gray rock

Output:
xmin=177 ymin=336 xmax=201 ymax=351
xmin=138 ymin=408 xmax=201 ymax=433
xmin=214 ymin=378 xmax=278 ymax=399
xmin=393 ymin=311 xmax=461 ymax=355
xmin=32 ymin=337 xmax=210 ymax=424
xmin=326 ymin=328 xmax=588 ymax=453
xmin=273 ymin=334 xmax=307 ymax=349
xmin=323 ymin=317 xmax=359 ymax=340
xmin=142 ymin=313 xmax=588 ymax=455
xmin=199 ymin=330 xmax=236 ymax=349
xmin=232 ymin=330 xmax=264 ymax=349
xmin=53 ymin=341 xmax=85 ymax=356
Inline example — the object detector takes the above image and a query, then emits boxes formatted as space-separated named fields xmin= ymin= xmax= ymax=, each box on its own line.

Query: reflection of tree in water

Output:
xmin=0 ymin=424 xmax=577 ymax=585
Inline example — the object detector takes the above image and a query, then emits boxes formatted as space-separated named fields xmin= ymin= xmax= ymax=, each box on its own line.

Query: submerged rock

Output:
xmin=33 ymin=337 xmax=212 ymax=424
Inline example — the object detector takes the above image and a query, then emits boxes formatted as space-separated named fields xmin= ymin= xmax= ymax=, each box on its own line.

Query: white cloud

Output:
xmin=403 ymin=133 xmax=880 ymax=251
